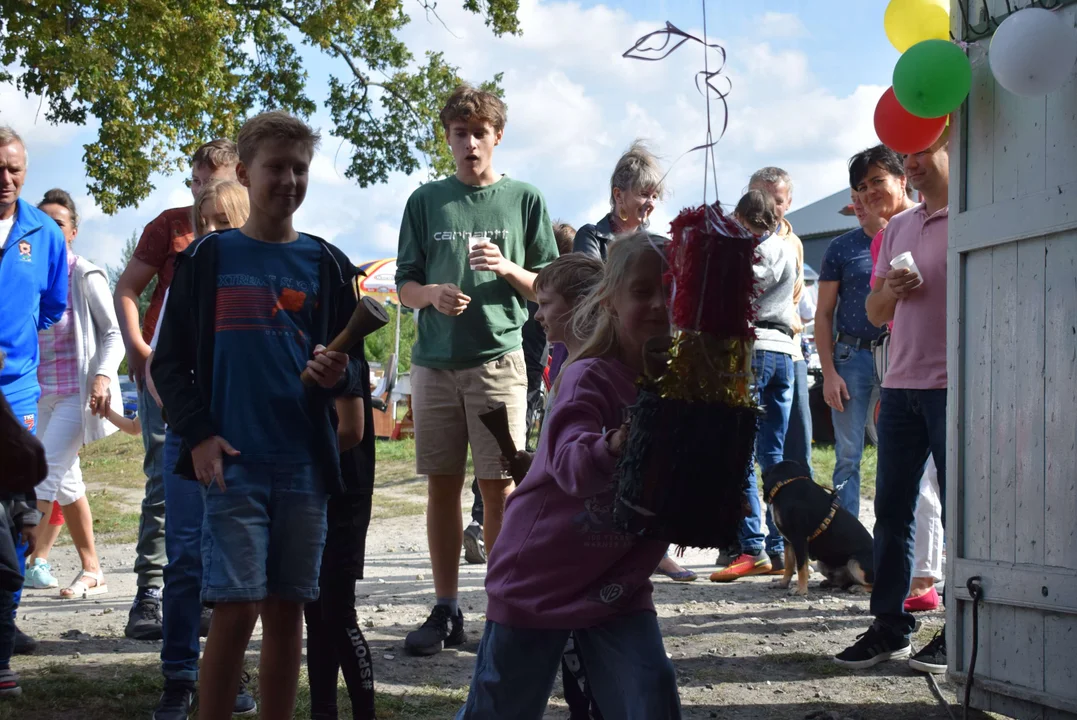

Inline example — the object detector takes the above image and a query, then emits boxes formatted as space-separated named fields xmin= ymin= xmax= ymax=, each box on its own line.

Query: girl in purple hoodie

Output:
xmin=456 ymin=231 xmax=682 ymax=720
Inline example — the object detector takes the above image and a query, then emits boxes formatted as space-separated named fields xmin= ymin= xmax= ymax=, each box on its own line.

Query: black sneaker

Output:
xmin=199 ymin=606 xmax=213 ymax=638
xmin=153 ymin=678 xmax=194 ymax=720
xmin=404 ymin=605 xmax=466 ymax=657
xmin=833 ymin=624 xmax=911 ymax=669
xmin=462 ymin=521 xmax=487 ymax=565
xmin=767 ymin=551 xmax=786 ymax=576
xmin=12 ymin=625 xmax=37 ymax=655
xmin=909 ymin=628 xmax=947 ymax=674
xmin=233 ymin=672 xmax=257 ymax=715
xmin=126 ymin=586 xmax=164 ymax=641
xmin=0 ymin=668 xmax=21 ymax=697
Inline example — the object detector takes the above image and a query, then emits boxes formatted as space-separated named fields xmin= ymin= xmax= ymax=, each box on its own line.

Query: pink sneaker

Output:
xmin=904 ymin=585 xmax=940 ymax=612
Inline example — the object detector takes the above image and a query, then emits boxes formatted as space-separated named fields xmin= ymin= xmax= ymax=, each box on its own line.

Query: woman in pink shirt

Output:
xmin=25 ymin=190 xmax=123 ymax=599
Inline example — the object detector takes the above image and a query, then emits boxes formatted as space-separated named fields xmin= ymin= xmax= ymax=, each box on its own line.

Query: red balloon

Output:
xmin=873 ymin=87 xmax=947 ymax=154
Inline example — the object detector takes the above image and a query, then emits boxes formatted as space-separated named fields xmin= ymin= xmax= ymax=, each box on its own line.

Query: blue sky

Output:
xmin=0 ymin=0 xmax=900 ymax=270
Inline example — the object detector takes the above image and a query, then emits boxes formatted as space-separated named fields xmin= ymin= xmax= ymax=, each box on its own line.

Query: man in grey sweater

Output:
xmin=711 ymin=190 xmax=799 ymax=582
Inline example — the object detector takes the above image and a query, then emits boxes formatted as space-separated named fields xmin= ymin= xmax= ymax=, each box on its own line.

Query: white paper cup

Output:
xmin=890 ymin=251 xmax=921 ymax=280
xmin=469 ymin=237 xmax=486 ymax=270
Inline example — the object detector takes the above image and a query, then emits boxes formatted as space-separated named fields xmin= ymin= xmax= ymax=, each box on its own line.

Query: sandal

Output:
xmin=654 ymin=567 xmax=698 ymax=582
xmin=60 ymin=570 xmax=108 ymax=599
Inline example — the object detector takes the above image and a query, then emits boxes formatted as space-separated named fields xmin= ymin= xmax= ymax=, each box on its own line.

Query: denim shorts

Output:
xmin=201 ymin=461 xmax=328 ymax=604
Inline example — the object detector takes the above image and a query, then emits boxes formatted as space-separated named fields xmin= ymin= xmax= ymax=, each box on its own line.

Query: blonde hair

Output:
xmin=610 ymin=140 xmax=665 ymax=211
xmin=568 ymin=230 xmax=666 ymax=372
xmin=237 ymin=111 xmax=320 ymax=165
xmin=192 ymin=180 xmax=250 ymax=236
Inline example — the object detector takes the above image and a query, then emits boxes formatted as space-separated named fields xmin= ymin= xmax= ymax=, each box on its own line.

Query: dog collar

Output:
xmin=809 ymin=500 xmax=840 ymax=541
xmin=765 ymin=476 xmax=810 ymax=504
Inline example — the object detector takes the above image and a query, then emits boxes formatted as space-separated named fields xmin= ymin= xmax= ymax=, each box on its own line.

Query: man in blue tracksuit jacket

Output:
xmin=0 ymin=127 xmax=68 ymax=662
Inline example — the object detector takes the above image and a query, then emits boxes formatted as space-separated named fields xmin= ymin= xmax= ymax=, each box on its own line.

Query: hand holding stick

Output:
xmin=478 ymin=402 xmax=527 ymax=483
xmin=300 ymin=296 xmax=390 ymax=387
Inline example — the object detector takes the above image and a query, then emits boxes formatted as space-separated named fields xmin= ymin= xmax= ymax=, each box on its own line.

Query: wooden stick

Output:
xmin=300 ymin=296 xmax=390 ymax=386
xmin=477 ymin=401 xmax=526 ymax=482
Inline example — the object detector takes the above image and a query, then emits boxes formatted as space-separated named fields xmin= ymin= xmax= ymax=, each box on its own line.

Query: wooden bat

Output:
xmin=300 ymin=295 xmax=390 ymax=386
xmin=478 ymin=401 xmax=527 ymax=483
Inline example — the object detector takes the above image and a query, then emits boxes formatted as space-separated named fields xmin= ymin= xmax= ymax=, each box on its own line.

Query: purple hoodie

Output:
xmin=484 ymin=356 xmax=668 ymax=630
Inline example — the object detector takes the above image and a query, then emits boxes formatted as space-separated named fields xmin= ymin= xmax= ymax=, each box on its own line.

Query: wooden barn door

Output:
xmin=947 ymin=3 xmax=1077 ymax=717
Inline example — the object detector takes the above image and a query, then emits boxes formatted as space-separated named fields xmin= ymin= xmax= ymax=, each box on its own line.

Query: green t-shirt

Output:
xmin=395 ymin=175 xmax=559 ymax=370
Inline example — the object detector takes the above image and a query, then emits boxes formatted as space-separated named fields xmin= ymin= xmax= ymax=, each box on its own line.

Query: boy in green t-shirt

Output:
xmin=395 ymin=84 xmax=558 ymax=657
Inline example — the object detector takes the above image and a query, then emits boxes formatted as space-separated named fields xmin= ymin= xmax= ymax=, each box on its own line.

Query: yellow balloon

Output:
xmin=884 ymin=0 xmax=950 ymax=53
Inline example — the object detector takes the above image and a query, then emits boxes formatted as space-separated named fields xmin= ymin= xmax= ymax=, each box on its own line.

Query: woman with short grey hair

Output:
xmin=573 ymin=141 xmax=665 ymax=261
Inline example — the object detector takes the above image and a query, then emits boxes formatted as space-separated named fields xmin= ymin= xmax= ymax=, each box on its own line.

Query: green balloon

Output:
xmin=893 ymin=39 xmax=972 ymax=118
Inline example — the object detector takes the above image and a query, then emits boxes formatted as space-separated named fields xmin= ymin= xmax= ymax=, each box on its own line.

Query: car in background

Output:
xmin=119 ymin=378 xmax=139 ymax=419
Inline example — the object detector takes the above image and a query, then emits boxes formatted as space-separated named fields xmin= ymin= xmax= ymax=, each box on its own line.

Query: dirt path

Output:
xmin=13 ymin=476 xmax=995 ymax=720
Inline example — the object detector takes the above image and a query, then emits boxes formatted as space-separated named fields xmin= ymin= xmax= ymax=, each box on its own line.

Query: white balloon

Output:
xmin=989 ymin=7 xmax=1077 ymax=97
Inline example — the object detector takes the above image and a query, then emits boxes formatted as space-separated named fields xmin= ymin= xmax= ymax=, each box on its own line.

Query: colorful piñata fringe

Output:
xmin=615 ymin=203 xmax=762 ymax=550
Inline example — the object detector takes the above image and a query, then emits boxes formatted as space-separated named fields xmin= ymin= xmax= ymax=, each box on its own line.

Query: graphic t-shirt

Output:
xmin=395 ymin=175 xmax=559 ymax=370
xmin=818 ymin=228 xmax=884 ymax=342
xmin=210 ymin=230 xmax=321 ymax=462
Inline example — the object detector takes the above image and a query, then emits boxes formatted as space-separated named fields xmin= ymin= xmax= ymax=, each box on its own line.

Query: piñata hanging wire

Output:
xmin=613 ymin=0 xmax=762 ymax=551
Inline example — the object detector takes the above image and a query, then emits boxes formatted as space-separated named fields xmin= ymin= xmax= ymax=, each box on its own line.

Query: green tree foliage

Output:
xmin=364 ymin=301 xmax=416 ymax=373
xmin=0 ymin=0 xmax=518 ymax=213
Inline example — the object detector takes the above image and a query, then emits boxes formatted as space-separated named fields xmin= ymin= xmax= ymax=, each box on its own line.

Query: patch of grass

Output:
xmin=80 ymin=431 xmax=147 ymax=491
xmin=4 ymin=662 xmax=466 ymax=720
xmin=84 ymin=488 xmax=141 ymax=545
xmin=810 ymin=443 xmax=878 ymax=499
xmin=376 ymin=437 xmax=417 ymax=463
xmin=371 ymin=494 xmax=427 ymax=520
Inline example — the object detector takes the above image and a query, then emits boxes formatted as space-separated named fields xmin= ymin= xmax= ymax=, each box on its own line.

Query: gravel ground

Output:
xmin=11 ymin=481 xmax=1001 ymax=720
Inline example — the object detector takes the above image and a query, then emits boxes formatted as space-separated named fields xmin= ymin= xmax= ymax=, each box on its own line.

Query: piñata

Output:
xmin=614 ymin=203 xmax=760 ymax=550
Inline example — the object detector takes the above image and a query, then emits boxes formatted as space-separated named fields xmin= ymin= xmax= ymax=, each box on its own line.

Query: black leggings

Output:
xmin=304 ymin=576 xmax=376 ymax=720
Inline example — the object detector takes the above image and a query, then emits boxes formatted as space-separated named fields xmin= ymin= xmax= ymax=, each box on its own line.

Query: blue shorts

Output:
xmin=201 ymin=461 xmax=328 ymax=604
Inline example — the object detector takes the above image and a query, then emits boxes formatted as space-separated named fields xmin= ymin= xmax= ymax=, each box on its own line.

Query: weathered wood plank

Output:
xmin=993 ymin=88 xmax=1048 ymax=202
xmin=989 ymin=244 xmax=1017 ymax=564
xmin=1015 ymin=238 xmax=1047 ymax=566
xmin=989 ymin=603 xmax=1017 ymax=692
xmin=1043 ymin=233 xmax=1077 ymax=571
xmin=966 ymin=42 xmax=994 ymax=211
xmin=1044 ymin=612 xmax=1077 ymax=702
xmin=963 ymin=249 xmax=993 ymax=561
xmin=1011 ymin=606 xmax=1046 ymax=693
xmin=952 ymin=558 xmax=1077 ymax=615
xmin=1046 ymin=71 xmax=1077 ymax=190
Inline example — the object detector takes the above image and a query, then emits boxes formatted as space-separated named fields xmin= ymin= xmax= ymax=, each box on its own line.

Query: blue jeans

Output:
xmin=457 ymin=613 xmax=681 ymax=720
xmin=871 ymin=388 xmax=947 ymax=639
xmin=135 ymin=381 xmax=167 ymax=589
xmin=738 ymin=350 xmax=794 ymax=556
xmin=783 ymin=359 xmax=813 ymax=477
xmin=161 ymin=429 xmax=204 ymax=682
xmin=201 ymin=462 xmax=328 ymax=604
xmin=829 ymin=344 xmax=877 ymax=517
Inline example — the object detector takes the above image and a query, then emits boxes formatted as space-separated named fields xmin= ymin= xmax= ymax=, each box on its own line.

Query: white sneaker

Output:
xmin=25 ymin=559 xmax=59 ymax=589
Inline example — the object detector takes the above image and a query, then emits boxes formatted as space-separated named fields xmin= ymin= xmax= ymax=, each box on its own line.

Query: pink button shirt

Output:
xmin=873 ymin=204 xmax=948 ymax=389
xmin=38 ymin=252 xmax=80 ymax=397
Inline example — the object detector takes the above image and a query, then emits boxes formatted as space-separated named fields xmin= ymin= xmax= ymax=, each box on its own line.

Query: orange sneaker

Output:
xmin=709 ymin=551 xmax=772 ymax=582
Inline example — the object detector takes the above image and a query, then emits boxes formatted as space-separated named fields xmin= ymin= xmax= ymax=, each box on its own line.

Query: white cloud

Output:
xmin=0 ymin=83 xmax=83 ymax=150
xmin=757 ymin=12 xmax=809 ymax=39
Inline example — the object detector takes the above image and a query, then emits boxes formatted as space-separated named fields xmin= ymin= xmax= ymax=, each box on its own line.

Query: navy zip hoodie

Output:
xmin=0 ymin=198 xmax=68 ymax=397
xmin=151 ymin=232 xmax=366 ymax=495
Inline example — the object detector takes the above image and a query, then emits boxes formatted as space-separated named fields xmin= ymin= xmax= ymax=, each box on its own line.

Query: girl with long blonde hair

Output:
xmin=458 ymin=231 xmax=682 ymax=719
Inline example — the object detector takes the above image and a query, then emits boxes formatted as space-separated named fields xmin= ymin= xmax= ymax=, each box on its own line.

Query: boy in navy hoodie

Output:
xmin=152 ymin=111 xmax=363 ymax=720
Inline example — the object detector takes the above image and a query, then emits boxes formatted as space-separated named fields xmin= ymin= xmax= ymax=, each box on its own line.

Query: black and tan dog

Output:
xmin=762 ymin=460 xmax=874 ymax=596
